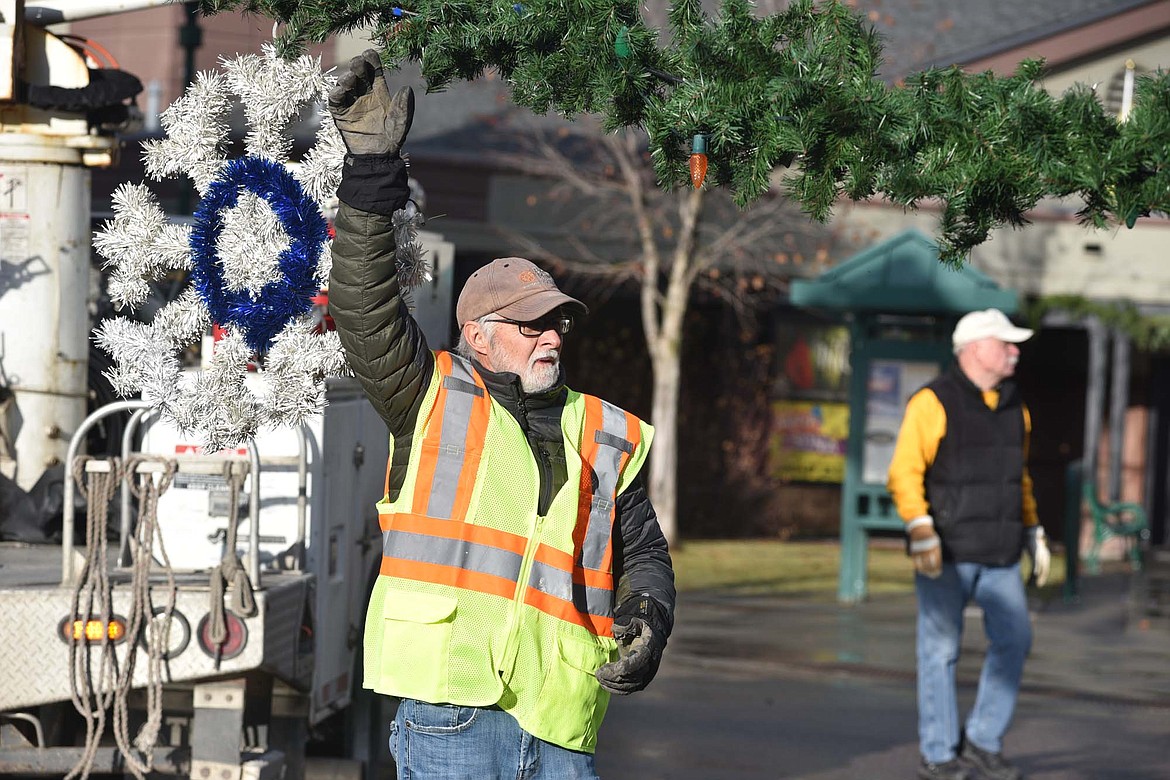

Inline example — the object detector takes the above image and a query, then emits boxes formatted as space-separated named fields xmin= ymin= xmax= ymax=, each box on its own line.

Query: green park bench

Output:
xmin=1076 ymin=461 xmax=1149 ymax=574
xmin=1064 ymin=459 xmax=1150 ymax=601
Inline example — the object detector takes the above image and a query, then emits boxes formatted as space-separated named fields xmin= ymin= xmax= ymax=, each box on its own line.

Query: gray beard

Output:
xmin=521 ymin=362 xmax=559 ymax=394
xmin=486 ymin=336 xmax=559 ymax=394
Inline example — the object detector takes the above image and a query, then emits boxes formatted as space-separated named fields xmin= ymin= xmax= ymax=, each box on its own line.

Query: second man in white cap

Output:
xmin=887 ymin=308 xmax=1049 ymax=780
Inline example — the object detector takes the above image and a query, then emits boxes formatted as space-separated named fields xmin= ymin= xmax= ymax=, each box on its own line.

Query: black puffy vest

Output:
xmin=925 ymin=367 xmax=1026 ymax=565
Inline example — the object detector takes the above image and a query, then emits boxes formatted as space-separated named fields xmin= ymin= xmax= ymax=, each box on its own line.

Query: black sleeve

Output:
xmin=612 ymin=471 xmax=676 ymax=637
xmin=336 ymin=153 xmax=412 ymax=216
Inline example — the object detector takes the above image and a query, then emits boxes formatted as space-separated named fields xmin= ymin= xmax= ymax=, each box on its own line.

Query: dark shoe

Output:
xmin=918 ymin=758 xmax=971 ymax=780
xmin=960 ymin=742 xmax=1024 ymax=780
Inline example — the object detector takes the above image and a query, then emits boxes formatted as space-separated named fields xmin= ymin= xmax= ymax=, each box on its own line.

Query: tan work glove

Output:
xmin=1026 ymin=525 xmax=1051 ymax=586
xmin=327 ymin=49 xmax=414 ymax=157
xmin=906 ymin=515 xmax=942 ymax=579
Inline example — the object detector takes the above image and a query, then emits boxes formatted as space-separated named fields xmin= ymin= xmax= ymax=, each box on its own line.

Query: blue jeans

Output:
xmin=388 ymin=699 xmax=599 ymax=779
xmin=916 ymin=561 xmax=1032 ymax=764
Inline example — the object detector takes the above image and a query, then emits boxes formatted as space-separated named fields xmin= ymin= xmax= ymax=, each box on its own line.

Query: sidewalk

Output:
xmin=670 ymin=568 xmax=1170 ymax=707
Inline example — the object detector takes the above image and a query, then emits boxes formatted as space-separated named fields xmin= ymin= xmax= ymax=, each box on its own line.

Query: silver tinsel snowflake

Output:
xmin=93 ymin=46 xmax=428 ymax=451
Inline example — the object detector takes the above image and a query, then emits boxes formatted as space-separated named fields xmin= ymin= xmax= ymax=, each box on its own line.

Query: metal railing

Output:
xmin=60 ymin=401 xmax=310 ymax=587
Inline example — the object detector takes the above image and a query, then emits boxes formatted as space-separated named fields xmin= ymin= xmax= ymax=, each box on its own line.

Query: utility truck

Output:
xmin=0 ymin=3 xmax=452 ymax=777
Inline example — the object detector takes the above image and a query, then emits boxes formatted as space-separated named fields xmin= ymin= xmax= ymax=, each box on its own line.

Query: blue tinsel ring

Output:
xmin=189 ymin=156 xmax=329 ymax=354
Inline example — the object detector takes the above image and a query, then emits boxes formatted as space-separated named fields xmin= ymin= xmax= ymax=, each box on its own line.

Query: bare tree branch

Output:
xmin=485 ymin=110 xmax=854 ymax=544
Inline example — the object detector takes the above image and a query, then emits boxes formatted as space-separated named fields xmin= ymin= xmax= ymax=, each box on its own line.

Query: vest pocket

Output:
xmin=380 ymin=592 xmax=457 ymax=701
xmin=534 ymin=630 xmax=613 ymax=748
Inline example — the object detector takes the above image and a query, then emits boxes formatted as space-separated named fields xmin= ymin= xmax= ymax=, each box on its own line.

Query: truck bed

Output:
xmin=0 ymin=543 xmax=87 ymax=588
xmin=0 ymin=542 xmax=251 ymax=589
xmin=0 ymin=542 xmax=315 ymax=712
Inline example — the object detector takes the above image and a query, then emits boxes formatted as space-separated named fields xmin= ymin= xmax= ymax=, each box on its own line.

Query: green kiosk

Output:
xmin=790 ymin=229 xmax=1020 ymax=603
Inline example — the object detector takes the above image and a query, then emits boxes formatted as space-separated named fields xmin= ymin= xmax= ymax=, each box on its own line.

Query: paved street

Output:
xmin=597 ymin=574 xmax=1170 ymax=780
xmin=360 ymin=571 xmax=1169 ymax=780
xmin=598 ymin=645 xmax=1169 ymax=779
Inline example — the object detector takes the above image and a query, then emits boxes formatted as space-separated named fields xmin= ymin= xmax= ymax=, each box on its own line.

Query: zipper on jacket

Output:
xmin=499 ymin=445 xmax=544 ymax=679
xmin=535 ymin=443 xmax=553 ymax=514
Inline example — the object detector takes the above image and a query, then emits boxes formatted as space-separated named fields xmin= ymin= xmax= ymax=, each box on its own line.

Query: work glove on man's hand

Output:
xmin=327 ymin=49 xmax=414 ymax=157
xmin=595 ymin=594 xmax=669 ymax=695
xmin=1026 ymin=525 xmax=1051 ymax=587
xmin=906 ymin=516 xmax=943 ymax=579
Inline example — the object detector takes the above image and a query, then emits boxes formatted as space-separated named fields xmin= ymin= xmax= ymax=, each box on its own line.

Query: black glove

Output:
xmin=327 ymin=49 xmax=414 ymax=157
xmin=595 ymin=594 xmax=668 ymax=695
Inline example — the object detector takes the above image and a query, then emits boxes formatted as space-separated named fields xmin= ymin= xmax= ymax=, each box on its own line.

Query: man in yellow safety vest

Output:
xmin=326 ymin=50 xmax=676 ymax=779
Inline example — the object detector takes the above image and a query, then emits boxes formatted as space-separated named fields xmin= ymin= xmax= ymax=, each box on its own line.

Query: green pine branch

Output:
xmin=199 ymin=0 xmax=1170 ymax=263
xmin=1026 ymin=296 xmax=1170 ymax=352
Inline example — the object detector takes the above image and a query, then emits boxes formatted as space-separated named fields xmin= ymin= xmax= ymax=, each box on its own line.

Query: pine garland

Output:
xmin=1025 ymin=296 xmax=1170 ymax=352
xmin=200 ymin=0 xmax=1169 ymax=262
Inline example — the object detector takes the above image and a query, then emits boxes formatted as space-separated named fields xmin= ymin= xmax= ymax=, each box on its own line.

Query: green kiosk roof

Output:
xmin=789 ymin=228 xmax=1017 ymax=315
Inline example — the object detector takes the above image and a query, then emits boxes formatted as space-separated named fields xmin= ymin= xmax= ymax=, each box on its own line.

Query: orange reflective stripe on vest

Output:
xmin=523 ymin=395 xmax=640 ymax=633
xmin=575 ymin=395 xmax=639 ymax=577
xmin=412 ymin=352 xmax=490 ymax=521
xmin=379 ymin=513 xmax=526 ymax=601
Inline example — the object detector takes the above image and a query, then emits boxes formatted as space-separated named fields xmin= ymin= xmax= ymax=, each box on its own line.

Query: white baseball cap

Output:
xmin=952 ymin=309 xmax=1033 ymax=353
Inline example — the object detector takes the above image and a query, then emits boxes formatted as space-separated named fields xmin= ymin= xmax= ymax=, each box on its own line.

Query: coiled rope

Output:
xmin=66 ymin=456 xmax=181 ymax=779
xmin=112 ymin=457 xmax=178 ymax=779
xmin=66 ymin=457 xmax=122 ymax=780
xmin=207 ymin=460 xmax=256 ymax=668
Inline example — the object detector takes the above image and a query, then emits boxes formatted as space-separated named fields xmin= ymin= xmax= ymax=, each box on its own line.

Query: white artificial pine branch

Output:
xmin=392 ymin=207 xmax=432 ymax=290
xmin=314 ymin=238 xmax=333 ymax=287
xmin=296 ymin=101 xmax=344 ymax=206
xmin=216 ymin=191 xmax=288 ymax=294
xmin=95 ymin=44 xmax=396 ymax=451
xmin=93 ymin=318 xmax=181 ymax=401
xmin=152 ymin=288 xmax=212 ymax=350
xmin=156 ymin=222 xmax=195 ymax=270
xmin=258 ymin=317 xmax=335 ymax=425
xmin=95 ymin=184 xmax=193 ymax=309
xmin=138 ymin=350 xmax=185 ymax=408
xmin=224 ymin=47 xmax=326 ymax=162
xmin=180 ymin=330 xmax=259 ymax=451
xmin=142 ymin=71 xmax=231 ymax=193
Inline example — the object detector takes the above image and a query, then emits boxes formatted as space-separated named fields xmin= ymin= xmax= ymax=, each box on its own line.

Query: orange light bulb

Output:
xmin=689 ymin=134 xmax=708 ymax=189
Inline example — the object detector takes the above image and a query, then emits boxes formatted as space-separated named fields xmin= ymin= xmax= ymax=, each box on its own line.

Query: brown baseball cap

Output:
xmin=456 ymin=257 xmax=587 ymax=327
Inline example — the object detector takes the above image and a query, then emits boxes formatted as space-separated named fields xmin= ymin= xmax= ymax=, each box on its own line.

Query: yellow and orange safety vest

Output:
xmin=362 ymin=351 xmax=653 ymax=752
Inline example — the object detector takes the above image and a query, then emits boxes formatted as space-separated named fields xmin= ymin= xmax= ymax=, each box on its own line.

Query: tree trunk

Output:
xmin=642 ymin=187 xmax=703 ymax=547
xmin=647 ymin=326 xmax=683 ymax=546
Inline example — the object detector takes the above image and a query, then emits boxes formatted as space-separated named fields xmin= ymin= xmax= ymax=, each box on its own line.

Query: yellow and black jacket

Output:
xmin=888 ymin=366 xmax=1039 ymax=565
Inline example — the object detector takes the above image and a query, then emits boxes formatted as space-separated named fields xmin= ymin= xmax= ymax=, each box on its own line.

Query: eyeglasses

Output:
xmin=483 ymin=312 xmax=575 ymax=337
